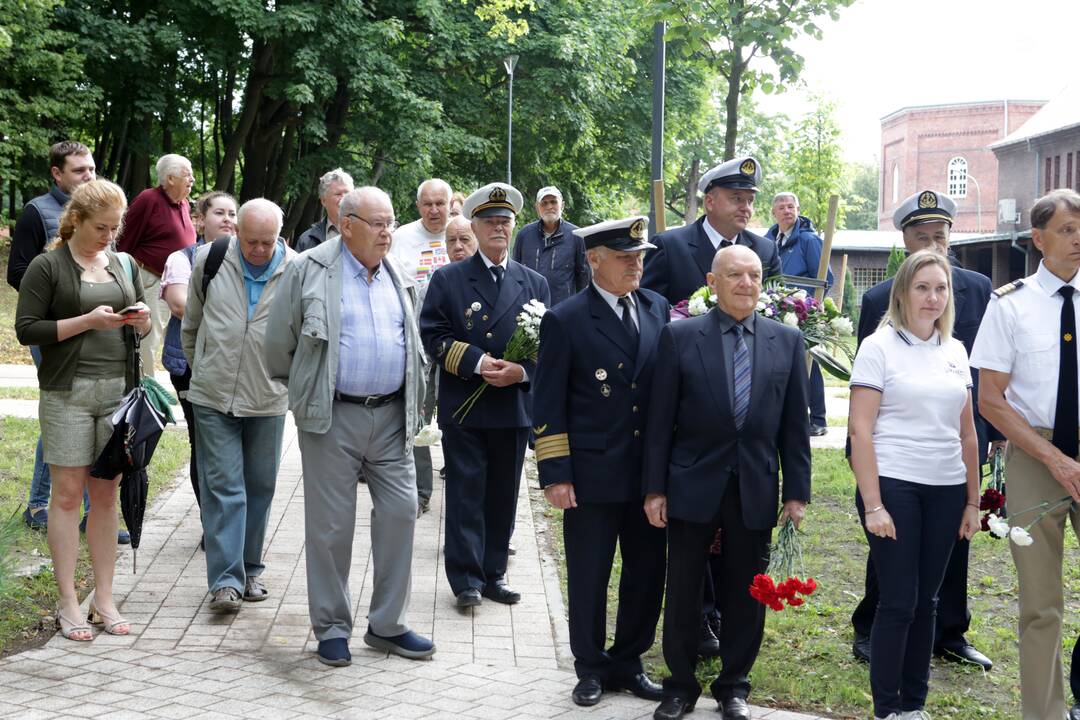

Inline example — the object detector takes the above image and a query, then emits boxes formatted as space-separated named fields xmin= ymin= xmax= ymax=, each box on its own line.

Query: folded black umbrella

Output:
xmin=90 ymin=381 xmax=170 ymax=572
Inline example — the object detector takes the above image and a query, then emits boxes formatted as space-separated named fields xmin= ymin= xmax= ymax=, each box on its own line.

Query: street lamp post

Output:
xmin=504 ymin=55 xmax=519 ymax=185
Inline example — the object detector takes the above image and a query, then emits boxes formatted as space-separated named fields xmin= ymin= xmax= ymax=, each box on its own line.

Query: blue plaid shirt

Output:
xmin=335 ymin=248 xmax=406 ymax=396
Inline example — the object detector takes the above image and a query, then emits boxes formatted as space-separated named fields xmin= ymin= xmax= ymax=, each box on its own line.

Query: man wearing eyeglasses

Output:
xmin=266 ymin=186 xmax=434 ymax=668
xmin=419 ymin=182 xmax=551 ymax=609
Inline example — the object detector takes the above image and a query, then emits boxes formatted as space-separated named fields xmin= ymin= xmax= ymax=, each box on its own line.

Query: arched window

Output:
xmin=948 ymin=156 xmax=968 ymax=198
xmin=892 ymin=163 xmax=900 ymax=204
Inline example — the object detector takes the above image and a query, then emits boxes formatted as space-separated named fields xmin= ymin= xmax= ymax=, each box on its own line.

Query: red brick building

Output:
xmin=879 ymin=100 xmax=1044 ymax=232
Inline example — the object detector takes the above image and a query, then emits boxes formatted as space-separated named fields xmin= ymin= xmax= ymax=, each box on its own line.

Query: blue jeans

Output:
xmin=857 ymin=476 xmax=965 ymax=717
xmin=193 ymin=404 xmax=284 ymax=593
xmin=27 ymin=347 xmax=90 ymax=513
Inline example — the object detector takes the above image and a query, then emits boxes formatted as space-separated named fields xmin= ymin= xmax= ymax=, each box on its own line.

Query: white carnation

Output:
xmin=987 ymin=514 xmax=1010 ymax=538
xmin=782 ymin=312 xmax=799 ymax=327
xmin=830 ymin=316 xmax=854 ymax=336
xmin=764 ymin=308 xmax=774 ymax=317
xmin=1009 ymin=526 xmax=1034 ymax=546
xmin=688 ymin=296 xmax=708 ymax=316
xmin=792 ymin=290 xmax=807 ymax=301
xmin=756 ymin=301 xmax=766 ymax=312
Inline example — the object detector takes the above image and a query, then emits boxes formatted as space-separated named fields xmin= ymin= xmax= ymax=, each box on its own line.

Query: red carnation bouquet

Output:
xmin=979 ymin=446 xmax=1006 ymax=534
xmin=748 ymin=518 xmax=817 ymax=612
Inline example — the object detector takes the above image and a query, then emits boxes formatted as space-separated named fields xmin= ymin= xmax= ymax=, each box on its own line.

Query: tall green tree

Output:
xmin=780 ymin=97 xmax=845 ymax=229
xmin=654 ymin=0 xmax=856 ymax=161
xmin=843 ymin=160 xmax=879 ymax=230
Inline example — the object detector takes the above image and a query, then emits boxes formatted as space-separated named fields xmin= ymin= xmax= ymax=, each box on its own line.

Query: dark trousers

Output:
xmin=1072 ymin=638 xmax=1080 ymax=704
xmin=809 ymin=360 xmax=826 ymax=427
xmin=857 ymin=477 xmax=965 ymax=717
xmin=169 ymin=369 xmax=200 ymax=507
xmin=441 ymin=423 xmax=528 ymax=595
xmin=662 ymin=481 xmax=771 ymax=704
xmin=564 ymin=501 xmax=666 ymax=681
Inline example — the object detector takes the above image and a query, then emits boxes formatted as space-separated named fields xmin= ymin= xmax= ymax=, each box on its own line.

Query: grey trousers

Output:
xmin=298 ymin=399 xmax=418 ymax=642
xmin=413 ymin=365 xmax=438 ymax=503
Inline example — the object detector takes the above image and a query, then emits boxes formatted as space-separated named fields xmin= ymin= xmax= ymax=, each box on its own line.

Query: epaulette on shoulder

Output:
xmin=992 ymin=280 xmax=1024 ymax=299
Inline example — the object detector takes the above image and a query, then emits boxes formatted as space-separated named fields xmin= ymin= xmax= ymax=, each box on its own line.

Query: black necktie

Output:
xmin=1054 ymin=285 xmax=1078 ymax=458
xmin=618 ymin=296 xmax=638 ymax=342
xmin=491 ymin=265 xmax=504 ymax=289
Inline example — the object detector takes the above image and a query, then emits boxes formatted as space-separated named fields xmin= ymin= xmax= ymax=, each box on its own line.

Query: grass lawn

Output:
xmin=530 ymin=448 xmax=1080 ymax=719
xmin=0 ymin=417 xmax=190 ymax=655
xmin=0 ymin=254 xmax=30 ymax=366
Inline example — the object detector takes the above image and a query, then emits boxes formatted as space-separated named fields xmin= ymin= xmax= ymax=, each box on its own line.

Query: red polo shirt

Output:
xmin=116 ymin=186 xmax=195 ymax=275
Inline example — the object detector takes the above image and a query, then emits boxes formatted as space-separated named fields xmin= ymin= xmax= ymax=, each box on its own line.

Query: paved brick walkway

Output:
xmin=0 ymin=411 xmax=825 ymax=719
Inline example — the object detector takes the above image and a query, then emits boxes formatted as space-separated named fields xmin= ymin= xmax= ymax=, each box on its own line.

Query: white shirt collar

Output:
xmin=592 ymin=281 xmax=634 ymax=314
xmin=479 ymin=250 xmax=508 ymax=271
xmin=702 ymin=217 xmax=731 ymax=250
xmin=1034 ymin=260 xmax=1080 ymax=296
xmin=894 ymin=323 xmax=941 ymax=347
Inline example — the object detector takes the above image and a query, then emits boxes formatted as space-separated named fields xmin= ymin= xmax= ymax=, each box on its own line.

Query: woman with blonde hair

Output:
xmin=15 ymin=178 xmax=151 ymax=641
xmin=848 ymin=249 xmax=982 ymax=720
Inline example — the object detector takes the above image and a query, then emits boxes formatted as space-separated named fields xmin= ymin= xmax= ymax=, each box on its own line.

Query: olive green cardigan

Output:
xmin=15 ymin=244 xmax=144 ymax=391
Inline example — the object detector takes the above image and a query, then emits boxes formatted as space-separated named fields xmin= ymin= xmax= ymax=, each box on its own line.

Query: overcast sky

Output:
xmin=755 ymin=0 xmax=1080 ymax=165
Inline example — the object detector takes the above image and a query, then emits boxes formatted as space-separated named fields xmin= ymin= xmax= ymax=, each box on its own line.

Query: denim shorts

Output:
xmin=39 ymin=375 xmax=126 ymax=467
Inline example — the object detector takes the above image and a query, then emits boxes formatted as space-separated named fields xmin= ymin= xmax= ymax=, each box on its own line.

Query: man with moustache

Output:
xmin=642 ymin=157 xmax=781 ymax=306
xmin=644 ymin=245 xmax=810 ymax=720
xmin=512 ymin=185 xmax=587 ymax=306
xmin=532 ymin=216 xmax=669 ymax=707
xmin=419 ymin=183 xmax=550 ymax=608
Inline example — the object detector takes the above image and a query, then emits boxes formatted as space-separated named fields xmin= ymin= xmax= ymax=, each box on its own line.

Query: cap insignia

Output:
xmin=629 ymin=219 xmax=646 ymax=240
xmin=489 ymin=186 xmax=507 ymax=203
xmin=740 ymin=159 xmax=756 ymax=176
xmin=918 ymin=191 xmax=937 ymax=209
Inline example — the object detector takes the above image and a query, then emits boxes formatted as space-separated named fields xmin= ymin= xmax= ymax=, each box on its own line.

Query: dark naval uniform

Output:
xmin=642 ymin=155 xmax=780 ymax=306
xmin=532 ymin=216 xmax=668 ymax=705
xmin=418 ymin=183 xmax=550 ymax=603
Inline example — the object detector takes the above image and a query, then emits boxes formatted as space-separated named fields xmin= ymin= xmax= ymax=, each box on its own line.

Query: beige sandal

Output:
xmin=87 ymin=603 xmax=130 ymax=636
xmin=55 ymin=607 xmax=93 ymax=642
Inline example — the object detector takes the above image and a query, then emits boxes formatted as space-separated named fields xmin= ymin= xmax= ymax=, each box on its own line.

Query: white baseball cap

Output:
xmin=535 ymin=186 xmax=562 ymax=203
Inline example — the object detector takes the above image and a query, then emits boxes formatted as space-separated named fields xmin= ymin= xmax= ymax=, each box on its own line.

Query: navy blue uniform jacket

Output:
xmin=419 ymin=251 xmax=550 ymax=429
xmin=857 ymin=265 xmax=1001 ymax=449
xmin=642 ymin=216 xmax=782 ymax=305
xmin=511 ymin=219 xmax=587 ymax=307
xmin=532 ymin=286 xmax=670 ymax=503
xmin=643 ymin=310 xmax=811 ymax=529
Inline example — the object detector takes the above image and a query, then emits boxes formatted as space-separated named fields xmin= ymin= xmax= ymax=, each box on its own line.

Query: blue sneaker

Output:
xmin=316 ymin=638 xmax=352 ymax=667
xmin=22 ymin=506 xmax=47 ymax=531
xmin=363 ymin=626 xmax=436 ymax=659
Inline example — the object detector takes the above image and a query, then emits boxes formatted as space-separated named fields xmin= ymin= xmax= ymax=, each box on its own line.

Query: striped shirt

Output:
xmin=335 ymin=248 xmax=406 ymax=396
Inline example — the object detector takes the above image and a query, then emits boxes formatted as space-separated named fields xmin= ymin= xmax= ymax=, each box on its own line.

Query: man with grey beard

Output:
xmin=512 ymin=186 xmax=588 ymax=306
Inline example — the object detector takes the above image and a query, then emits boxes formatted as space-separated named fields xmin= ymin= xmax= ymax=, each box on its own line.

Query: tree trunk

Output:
xmin=685 ymin=156 xmax=701 ymax=219
xmin=268 ymin=121 xmax=297 ymax=204
xmin=723 ymin=42 xmax=745 ymax=162
xmin=216 ymin=40 xmax=274 ymax=193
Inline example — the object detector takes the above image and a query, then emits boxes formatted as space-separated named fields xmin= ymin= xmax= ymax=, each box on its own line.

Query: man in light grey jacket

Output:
xmin=265 ymin=187 xmax=433 ymax=668
xmin=182 ymin=198 xmax=295 ymax=613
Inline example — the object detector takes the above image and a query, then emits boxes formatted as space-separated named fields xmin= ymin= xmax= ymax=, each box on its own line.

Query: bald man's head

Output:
xmin=708 ymin=245 xmax=763 ymax=321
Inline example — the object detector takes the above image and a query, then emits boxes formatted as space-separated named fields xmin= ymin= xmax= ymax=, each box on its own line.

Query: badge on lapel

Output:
xmin=600 ymin=383 xmax=611 ymax=397
xmin=595 ymin=368 xmax=607 ymax=381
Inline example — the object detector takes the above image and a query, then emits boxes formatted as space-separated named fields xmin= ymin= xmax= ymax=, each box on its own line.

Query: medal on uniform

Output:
xmin=600 ymin=383 xmax=611 ymax=397
xmin=595 ymin=368 xmax=607 ymax=381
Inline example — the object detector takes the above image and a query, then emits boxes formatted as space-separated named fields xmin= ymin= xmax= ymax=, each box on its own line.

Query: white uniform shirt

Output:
xmin=970 ymin=261 xmax=1080 ymax=429
xmin=702 ymin=217 xmax=732 ymax=250
xmin=850 ymin=324 xmax=973 ymax=485
xmin=390 ymin=219 xmax=448 ymax=286
xmin=591 ymin=281 xmax=639 ymax=330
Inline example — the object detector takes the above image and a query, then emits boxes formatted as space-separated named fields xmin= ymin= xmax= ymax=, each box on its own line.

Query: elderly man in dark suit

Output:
xmin=532 ymin=216 xmax=669 ymax=707
xmin=644 ymin=244 xmax=811 ymax=720
xmin=419 ymin=182 xmax=550 ymax=608
xmin=849 ymin=189 xmax=996 ymax=671
xmin=642 ymin=156 xmax=781 ymax=306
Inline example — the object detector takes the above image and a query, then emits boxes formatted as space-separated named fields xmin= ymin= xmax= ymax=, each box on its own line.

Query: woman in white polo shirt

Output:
xmin=848 ymin=249 xmax=983 ymax=720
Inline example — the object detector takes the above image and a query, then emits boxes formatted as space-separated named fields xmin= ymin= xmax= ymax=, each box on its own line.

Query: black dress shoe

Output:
xmin=1069 ymin=702 xmax=1080 ymax=720
xmin=455 ymin=588 xmax=482 ymax=608
xmin=653 ymin=696 xmax=694 ymax=720
xmin=720 ymin=696 xmax=751 ymax=720
xmin=852 ymin=631 xmax=871 ymax=663
xmin=698 ymin=615 xmax=721 ymax=658
xmin=481 ymin=584 xmax=521 ymax=604
xmin=936 ymin=642 xmax=992 ymax=670
xmin=608 ymin=672 xmax=665 ymax=701
xmin=809 ymin=424 xmax=829 ymax=437
xmin=571 ymin=675 xmax=603 ymax=706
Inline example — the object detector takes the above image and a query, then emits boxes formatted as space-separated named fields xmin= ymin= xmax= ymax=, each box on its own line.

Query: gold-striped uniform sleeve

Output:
xmin=444 ymin=341 xmax=470 ymax=376
xmin=534 ymin=433 xmax=570 ymax=462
